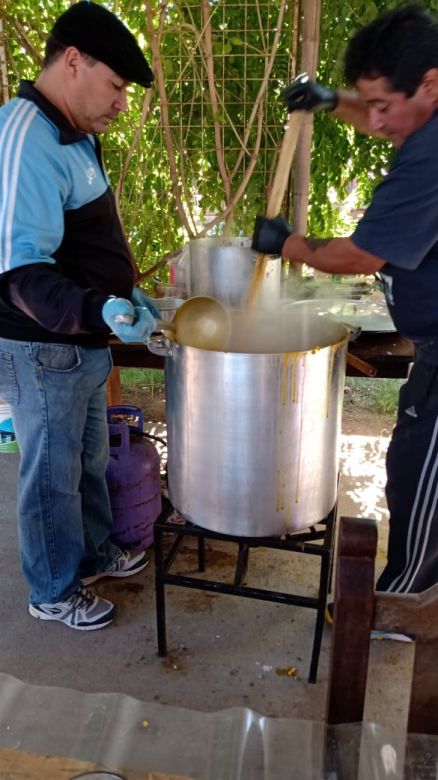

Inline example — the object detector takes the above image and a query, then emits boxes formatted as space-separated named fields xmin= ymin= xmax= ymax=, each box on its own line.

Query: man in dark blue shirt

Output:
xmin=253 ymin=5 xmax=438 ymax=601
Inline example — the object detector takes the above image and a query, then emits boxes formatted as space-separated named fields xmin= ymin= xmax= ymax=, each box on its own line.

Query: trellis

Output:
xmin=116 ymin=0 xmax=302 ymax=257
xmin=0 ymin=0 xmax=321 ymax=273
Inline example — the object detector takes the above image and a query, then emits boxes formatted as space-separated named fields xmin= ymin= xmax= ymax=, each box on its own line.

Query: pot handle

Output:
xmin=347 ymin=325 xmax=362 ymax=342
xmin=346 ymin=352 xmax=377 ymax=377
xmin=147 ymin=334 xmax=174 ymax=357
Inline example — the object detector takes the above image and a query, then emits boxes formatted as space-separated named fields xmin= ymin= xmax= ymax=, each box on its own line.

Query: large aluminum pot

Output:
xmin=154 ymin=313 xmax=348 ymax=536
xmin=188 ymin=236 xmax=280 ymax=310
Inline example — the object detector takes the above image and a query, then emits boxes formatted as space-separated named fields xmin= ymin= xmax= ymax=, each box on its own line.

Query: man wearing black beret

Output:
xmin=0 ymin=2 xmax=158 ymax=630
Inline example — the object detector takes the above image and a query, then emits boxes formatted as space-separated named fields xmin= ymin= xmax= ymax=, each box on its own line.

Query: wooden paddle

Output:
xmin=246 ymin=111 xmax=304 ymax=308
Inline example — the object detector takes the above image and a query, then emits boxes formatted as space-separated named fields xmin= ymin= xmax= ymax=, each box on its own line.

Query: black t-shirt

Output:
xmin=352 ymin=110 xmax=438 ymax=348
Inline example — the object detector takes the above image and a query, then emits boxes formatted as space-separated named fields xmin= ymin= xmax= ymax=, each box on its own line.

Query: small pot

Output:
xmin=188 ymin=236 xmax=281 ymax=310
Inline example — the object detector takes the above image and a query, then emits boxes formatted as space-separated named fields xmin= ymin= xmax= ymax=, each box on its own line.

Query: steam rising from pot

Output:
xmin=226 ymin=308 xmax=348 ymax=354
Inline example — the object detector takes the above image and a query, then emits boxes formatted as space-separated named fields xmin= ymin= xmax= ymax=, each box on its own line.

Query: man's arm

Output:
xmin=331 ymin=90 xmax=380 ymax=136
xmin=283 ymin=76 xmax=383 ymax=137
xmin=281 ymin=234 xmax=385 ymax=275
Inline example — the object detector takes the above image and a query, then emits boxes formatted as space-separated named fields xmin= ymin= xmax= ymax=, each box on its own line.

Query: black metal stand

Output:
xmin=154 ymin=499 xmax=337 ymax=683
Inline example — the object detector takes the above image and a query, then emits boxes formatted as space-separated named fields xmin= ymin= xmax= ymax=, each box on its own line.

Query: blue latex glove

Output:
xmin=282 ymin=73 xmax=338 ymax=113
xmin=251 ymin=214 xmax=293 ymax=256
xmin=102 ymin=297 xmax=156 ymax=343
xmin=131 ymin=287 xmax=161 ymax=319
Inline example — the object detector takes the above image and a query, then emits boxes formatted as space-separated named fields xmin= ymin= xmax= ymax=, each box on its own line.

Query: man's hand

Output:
xmin=252 ymin=215 xmax=293 ymax=256
xmin=101 ymin=297 xmax=156 ymax=342
xmin=283 ymin=73 xmax=338 ymax=113
xmin=131 ymin=287 xmax=161 ymax=319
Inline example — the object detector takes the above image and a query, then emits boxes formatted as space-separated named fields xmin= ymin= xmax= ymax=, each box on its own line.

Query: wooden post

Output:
xmin=292 ymin=0 xmax=321 ymax=235
xmin=326 ymin=516 xmax=377 ymax=725
xmin=107 ymin=367 xmax=122 ymax=406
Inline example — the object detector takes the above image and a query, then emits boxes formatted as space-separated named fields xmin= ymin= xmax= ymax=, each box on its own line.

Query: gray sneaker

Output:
xmin=82 ymin=549 xmax=149 ymax=586
xmin=29 ymin=586 xmax=115 ymax=631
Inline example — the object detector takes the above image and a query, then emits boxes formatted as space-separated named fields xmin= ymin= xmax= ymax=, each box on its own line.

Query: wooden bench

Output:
xmin=326 ymin=515 xmax=438 ymax=735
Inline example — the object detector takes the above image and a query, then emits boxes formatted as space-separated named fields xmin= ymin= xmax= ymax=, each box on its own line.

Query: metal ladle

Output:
xmin=116 ymin=295 xmax=231 ymax=352
xmin=158 ymin=295 xmax=231 ymax=351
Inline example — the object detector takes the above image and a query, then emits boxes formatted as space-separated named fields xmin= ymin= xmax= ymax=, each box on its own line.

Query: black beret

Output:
xmin=50 ymin=1 xmax=154 ymax=88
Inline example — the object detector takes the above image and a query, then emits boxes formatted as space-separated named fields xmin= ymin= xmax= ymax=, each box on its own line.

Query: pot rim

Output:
xmin=166 ymin=330 xmax=350 ymax=357
xmin=189 ymin=235 xmax=252 ymax=248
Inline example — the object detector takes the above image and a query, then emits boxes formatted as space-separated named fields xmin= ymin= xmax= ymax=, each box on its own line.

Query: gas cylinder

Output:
xmin=106 ymin=405 xmax=162 ymax=550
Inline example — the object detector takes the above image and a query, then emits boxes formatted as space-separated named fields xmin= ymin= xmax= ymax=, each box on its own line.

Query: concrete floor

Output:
xmin=0 ymin=430 xmax=414 ymax=732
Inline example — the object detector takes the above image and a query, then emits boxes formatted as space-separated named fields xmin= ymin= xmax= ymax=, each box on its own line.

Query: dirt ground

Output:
xmin=342 ymin=405 xmax=395 ymax=437
xmin=122 ymin=385 xmax=167 ymax=424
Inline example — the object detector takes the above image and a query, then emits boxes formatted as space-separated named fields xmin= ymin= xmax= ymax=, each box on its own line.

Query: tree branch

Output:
xmin=201 ymin=0 xmax=231 ymax=201
xmin=0 ymin=18 xmax=10 ymax=105
xmin=8 ymin=16 xmax=43 ymax=66
xmin=230 ymin=0 xmax=288 ymax=180
xmin=145 ymin=0 xmax=195 ymax=236
xmin=198 ymin=102 xmax=265 ymax=236
xmin=114 ymin=90 xmax=153 ymax=206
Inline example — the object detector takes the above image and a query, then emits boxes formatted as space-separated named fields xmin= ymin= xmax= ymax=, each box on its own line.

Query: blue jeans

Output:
xmin=0 ymin=338 xmax=118 ymax=604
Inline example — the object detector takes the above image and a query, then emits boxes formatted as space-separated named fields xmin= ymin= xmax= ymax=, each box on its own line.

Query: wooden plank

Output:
xmin=326 ymin=516 xmax=377 ymax=725
xmin=374 ymin=584 xmax=438 ymax=639
xmin=375 ymin=584 xmax=438 ymax=735
xmin=408 ymin=641 xmax=438 ymax=735
xmin=0 ymin=746 xmax=193 ymax=780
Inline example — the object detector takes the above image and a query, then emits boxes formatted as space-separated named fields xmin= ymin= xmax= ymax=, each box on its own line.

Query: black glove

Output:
xmin=251 ymin=215 xmax=293 ymax=256
xmin=282 ymin=73 xmax=338 ymax=113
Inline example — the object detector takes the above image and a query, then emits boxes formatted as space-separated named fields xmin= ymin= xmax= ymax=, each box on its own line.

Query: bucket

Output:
xmin=0 ymin=403 xmax=18 ymax=453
